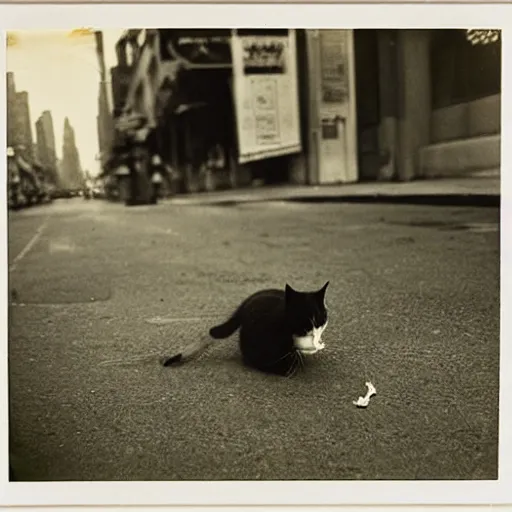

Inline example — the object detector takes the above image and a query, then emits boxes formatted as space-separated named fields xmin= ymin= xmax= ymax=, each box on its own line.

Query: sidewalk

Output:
xmin=168 ymin=175 xmax=500 ymax=207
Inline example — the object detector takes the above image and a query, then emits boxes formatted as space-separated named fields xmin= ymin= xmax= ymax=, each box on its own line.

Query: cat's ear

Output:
xmin=318 ymin=281 xmax=329 ymax=301
xmin=285 ymin=283 xmax=296 ymax=301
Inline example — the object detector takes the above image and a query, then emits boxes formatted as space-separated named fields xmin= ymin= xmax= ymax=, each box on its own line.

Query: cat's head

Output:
xmin=284 ymin=281 xmax=330 ymax=355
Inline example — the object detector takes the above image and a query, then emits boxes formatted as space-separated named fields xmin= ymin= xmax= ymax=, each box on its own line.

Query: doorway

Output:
xmin=353 ymin=30 xmax=381 ymax=181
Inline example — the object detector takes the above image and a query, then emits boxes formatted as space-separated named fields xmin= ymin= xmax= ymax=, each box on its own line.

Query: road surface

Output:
xmin=8 ymin=197 xmax=500 ymax=481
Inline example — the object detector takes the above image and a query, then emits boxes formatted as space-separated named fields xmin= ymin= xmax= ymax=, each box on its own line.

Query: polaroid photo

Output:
xmin=0 ymin=1 xmax=510 ymax=509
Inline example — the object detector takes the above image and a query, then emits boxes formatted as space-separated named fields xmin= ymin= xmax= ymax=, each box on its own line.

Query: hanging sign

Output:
xmin=231 ymin=29 xmax=302 ymax=164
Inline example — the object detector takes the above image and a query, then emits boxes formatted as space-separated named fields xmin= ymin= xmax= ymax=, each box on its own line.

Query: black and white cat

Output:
xmin=162 ymin=282 xmax=329 ymax=377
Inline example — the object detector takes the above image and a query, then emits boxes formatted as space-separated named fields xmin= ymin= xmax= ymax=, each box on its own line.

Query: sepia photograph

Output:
xmin=1 ymin=2 xmax=507 ymax=505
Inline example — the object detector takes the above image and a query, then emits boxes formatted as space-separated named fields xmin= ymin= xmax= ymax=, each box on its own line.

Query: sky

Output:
xmin=6 ymin=28 xmax=124 ymax=177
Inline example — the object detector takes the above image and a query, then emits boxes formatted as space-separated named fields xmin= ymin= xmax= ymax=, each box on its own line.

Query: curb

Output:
xmin=185 ymin=193 xmax=500 ymax=208
xmin=285 ymin=193 xmax=501 ymax=208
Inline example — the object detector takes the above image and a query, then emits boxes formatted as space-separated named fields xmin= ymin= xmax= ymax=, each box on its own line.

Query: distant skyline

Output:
xmin=35 ymin=110 xmax=59 ymax=184
xmin=6 ymin=29 xmax=125 ymax=177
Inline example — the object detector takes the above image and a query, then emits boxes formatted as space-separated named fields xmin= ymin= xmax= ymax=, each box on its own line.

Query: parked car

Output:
xmin=7 ymin=147 xmax=53 ymax=209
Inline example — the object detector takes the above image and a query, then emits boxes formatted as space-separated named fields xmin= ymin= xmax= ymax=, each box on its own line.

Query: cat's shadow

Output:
xmin=190 ymin=350 xmax=333 ymax=382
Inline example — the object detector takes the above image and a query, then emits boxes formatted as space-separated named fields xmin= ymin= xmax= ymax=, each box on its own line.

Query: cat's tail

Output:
xmin=161 ymin=337 xmax=213 ymax=367
xmin=162 ymin=307 xmax=242 ymax=367
xmin=209 ymin=308 xmax=242 ymax=339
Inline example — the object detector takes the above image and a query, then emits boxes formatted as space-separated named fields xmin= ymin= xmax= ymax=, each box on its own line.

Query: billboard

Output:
xmin=231 ymin=29 xmax=302 ymax=164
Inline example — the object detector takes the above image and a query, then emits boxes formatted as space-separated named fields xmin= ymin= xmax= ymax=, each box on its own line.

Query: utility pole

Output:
xmin=94 ymin=30 xmax=114 ymax=170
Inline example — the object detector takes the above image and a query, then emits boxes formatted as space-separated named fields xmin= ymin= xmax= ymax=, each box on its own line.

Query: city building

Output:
xmin=6 ymin=72 xmax=17 ymax=147
xmin=104 ymin=28 xmax=501 ymax=198
xmin=419 ymin=29 xmax=500 ymax=179
xmin=6 ymin=72 xmax=54 ymax=207
xmin=60 ymin=117 xmax=84 ymax=189
xmin=110 ymin=32 xmax=139 ymax=117
xmin=344 ymin=29 xmax=500 ymax=183
xmin=298 ymin=29 xmax=500 ymax=185
xmin=7 ymin=72 xmax=35 ymax=161
xmin=35 ymin=110 xmax=59 ymax=185
xmin=109 ymin=29 xmax=242 ymax=198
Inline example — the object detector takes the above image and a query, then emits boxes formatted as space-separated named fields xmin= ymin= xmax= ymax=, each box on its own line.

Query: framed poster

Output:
xmin=231 ymin=29 xmax=301 ymax=164
xmin=320 ymin=29 xmax=350 ymax=103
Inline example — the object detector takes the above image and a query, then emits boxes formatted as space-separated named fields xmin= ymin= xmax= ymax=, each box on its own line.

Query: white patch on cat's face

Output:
xmin=293 ymin=321 xmax=328 ymax=355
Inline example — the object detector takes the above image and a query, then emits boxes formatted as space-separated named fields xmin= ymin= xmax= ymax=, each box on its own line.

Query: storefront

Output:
xmin=141 ymin=28 xmax=305 ymax=193
xmin=349 ymin=29 xmax=500 ymax=182
xmin=424 ymin=29 xmax=501 ymax=177
xmin=110 ymin=28 xmax=501 ymax=197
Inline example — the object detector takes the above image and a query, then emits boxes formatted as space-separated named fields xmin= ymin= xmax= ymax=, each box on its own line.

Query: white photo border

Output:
xmin=0 ymin=2 xmax=510 ymax=507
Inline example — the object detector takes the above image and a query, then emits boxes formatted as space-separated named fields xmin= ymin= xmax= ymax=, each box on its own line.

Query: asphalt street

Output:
xmin=8 ymin=196 xmax=500 ymax=481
